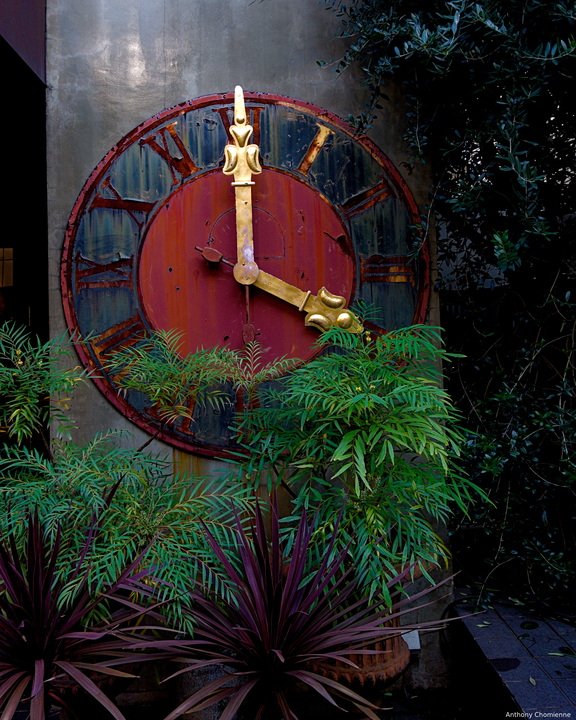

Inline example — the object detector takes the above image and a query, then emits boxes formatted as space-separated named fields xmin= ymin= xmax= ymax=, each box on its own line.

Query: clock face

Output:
xmin=61 ymin=91 xmax=430 ymax=457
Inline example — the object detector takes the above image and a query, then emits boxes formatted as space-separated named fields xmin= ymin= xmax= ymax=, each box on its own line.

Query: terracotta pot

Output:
xmin=306 ymin=562 xmax=439 ymax=688
xmin=308 ymin=615 xmax=410 ymax=688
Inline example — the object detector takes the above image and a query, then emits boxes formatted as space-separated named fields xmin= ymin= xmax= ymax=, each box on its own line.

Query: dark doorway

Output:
xmin=0 ymin=34 xmax=48 ymax=339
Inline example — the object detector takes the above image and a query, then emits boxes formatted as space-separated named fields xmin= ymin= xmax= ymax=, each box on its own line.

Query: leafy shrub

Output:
xmin=322 ymin=0 xmax=576 ymax=613
xmin=0 ymin=430 xmax=255 ymax=631
xmin=233 ymin=325 xmax=481 ymax=602
xmin=446 ymin=295 xmax=576 ymax=613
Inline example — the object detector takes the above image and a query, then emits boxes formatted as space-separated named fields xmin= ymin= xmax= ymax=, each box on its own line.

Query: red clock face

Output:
xmin=138 ymin=168 xmax=353 ymax=362
xmin=61 ymin=91 xmax=429 ymax=456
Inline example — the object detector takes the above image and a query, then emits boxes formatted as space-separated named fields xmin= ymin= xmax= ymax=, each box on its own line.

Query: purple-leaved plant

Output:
xmin=0 ymin=510 xmax=167 ymax=720
xmin=155 ymin=500 xmax=450 ymax=720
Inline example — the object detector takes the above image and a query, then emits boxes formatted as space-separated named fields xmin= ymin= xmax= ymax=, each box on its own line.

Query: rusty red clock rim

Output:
xmin=60 ymin=90 xmax=431 ymax=457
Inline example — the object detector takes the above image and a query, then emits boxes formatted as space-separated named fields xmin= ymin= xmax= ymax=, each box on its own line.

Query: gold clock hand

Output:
xmin=243 ymin=285 xmax=256 ymax=344
xmin=221 ymin=87 xmax=360 ymax=334
xmin=223 ymin=86 xmax=262 ymax=286
xmin=253 ymin=270 xmax=363 ymax=333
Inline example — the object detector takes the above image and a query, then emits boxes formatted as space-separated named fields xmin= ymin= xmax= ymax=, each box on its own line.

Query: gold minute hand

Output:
xmin=253 ymin=270 xmax=363 ymax=333
xmin=223 ymin=86 xmax=262 ymax=285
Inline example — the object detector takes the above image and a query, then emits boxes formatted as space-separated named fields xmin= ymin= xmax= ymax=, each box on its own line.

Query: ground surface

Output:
xmin=453 ymin=589 xmax=576 ymax=718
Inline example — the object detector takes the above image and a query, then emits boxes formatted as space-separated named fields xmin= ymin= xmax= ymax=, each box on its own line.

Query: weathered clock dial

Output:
xmin=61 ymin=91 xmax=429 ymax=456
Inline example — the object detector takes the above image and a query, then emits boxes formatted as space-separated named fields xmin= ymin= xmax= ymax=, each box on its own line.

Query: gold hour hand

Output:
xmin=223 ymin=86 xmax=261 ymax=285
xmin=253 ymin=270 xmax=363 ymax=333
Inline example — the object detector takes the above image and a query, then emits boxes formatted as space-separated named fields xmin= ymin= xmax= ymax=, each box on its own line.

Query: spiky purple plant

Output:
xmin=157 ymin=500 xmax=449 ymax=720
xmin=0 ymin=510 xmax=166 ymax=720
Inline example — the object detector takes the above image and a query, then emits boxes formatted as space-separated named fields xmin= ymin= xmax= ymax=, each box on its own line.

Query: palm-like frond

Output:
xmin=0 ymin=431 xmax=255 ymax=630
xmin=103 ymin=329 xmax=234 ymax=423
xmin=225 ymin=341 xmax=299 ymax=443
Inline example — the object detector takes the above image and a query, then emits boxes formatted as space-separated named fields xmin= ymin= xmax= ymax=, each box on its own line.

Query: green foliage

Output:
xmin=0 ymin=324 xmax=257 ymax=631
xmin=446 ymin=292 xmax=576 ymax=613
xmin=0 ymin=430 xmax=254 ymax=631
xmin=325 ymin=0 xmax=576 ymax=612
xmin=225 ymin=340 xmax=298 ymax=407
xmin=235 ymin=325 xmax=482 ymax=602
xmin=103 ymin=329 xmax=233 ymax=424
xmin=104 ymin=332 xmax=298 ymax=448
xmin=324 ymin=0 xmax=576 ymax=281
xmin=0 ymin=322 xmax=88 ymax=443
xmin=224 ymin=340 xmax=299 ymax=440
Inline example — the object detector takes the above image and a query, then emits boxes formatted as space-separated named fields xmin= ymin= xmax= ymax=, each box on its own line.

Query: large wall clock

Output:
xmin=61 ymin=90 xmax=430 ymax=457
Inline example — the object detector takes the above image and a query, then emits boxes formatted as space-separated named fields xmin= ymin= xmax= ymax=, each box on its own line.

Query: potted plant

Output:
xmin=145 ymin=498 xmax=450 ymax=720
xmin=229 ymin=324 xmax=484 ymax=686
xmin=239 ymin=324 xmax=483 ymax=598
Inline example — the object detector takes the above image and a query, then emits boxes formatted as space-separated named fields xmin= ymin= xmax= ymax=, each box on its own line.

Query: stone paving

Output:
xmin=454 ymin=589 xmax=576 ymax=717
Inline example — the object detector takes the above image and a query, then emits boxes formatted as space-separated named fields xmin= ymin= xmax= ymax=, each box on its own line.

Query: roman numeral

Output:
xmin=297 ymin=124 xmax=335 ymax=175
xmin=90 ymin=177 xmax=155 ymax=229
xmin=92 ymin=312 xmax=148 ymax=363
xmin=75 ymin=253 xmax=133 ymax=292
xmin=360 ymin=255 xmax=415 ymax=287
xmin=140 ymin=122 xmax=200 ymax=184
xmin=213 ymin=106 xmax=263 ymax=146
xmin=341 ymin=178 xmax=393 ymax=219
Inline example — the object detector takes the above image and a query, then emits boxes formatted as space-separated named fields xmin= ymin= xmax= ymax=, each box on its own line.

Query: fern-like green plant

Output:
xmin=0 ymin=323 xmax=257 ymax=630
xmin=225 ymin=341 xmax=299 ymax=442
xmin=0 ymin=430 xmax=254 ymax=631
xmin=103 ymin=329 xmax=234 ymax=425
xmin=0 ymin=322 xmax=88 ymax=444
xmin=227 ymin=341 xmax=298 ymax=407
xmin=237 ymin=325 xmax=485 ymax=603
